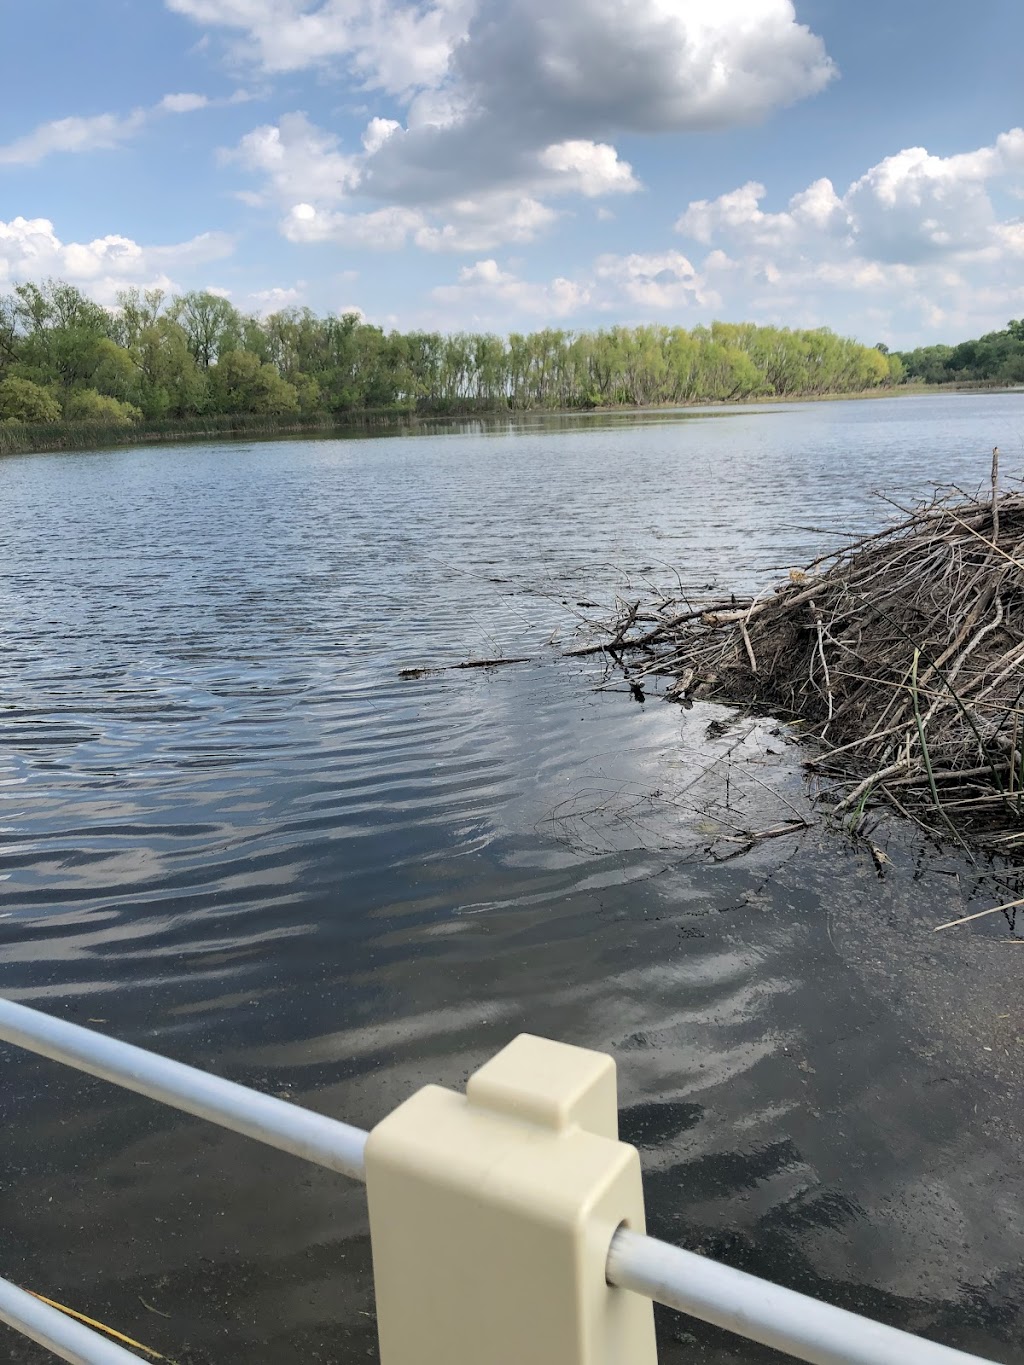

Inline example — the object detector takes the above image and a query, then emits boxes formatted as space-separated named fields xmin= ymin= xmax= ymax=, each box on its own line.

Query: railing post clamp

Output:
xmin=365 ymin=1033 xmax=658 ymax=1365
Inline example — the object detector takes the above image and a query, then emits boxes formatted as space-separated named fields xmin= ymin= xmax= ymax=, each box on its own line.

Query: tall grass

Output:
xmin=0 ymin=409 xmax=421 ymax=457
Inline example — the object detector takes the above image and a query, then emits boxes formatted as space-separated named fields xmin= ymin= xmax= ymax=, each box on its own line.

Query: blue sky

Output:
xmin=1 ymin=0 xmax=1022 ymax=346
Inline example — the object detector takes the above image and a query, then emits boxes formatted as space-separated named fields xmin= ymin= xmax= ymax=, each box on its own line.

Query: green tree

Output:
xmin=65 ymin=389 xmax=142 ymax=424
xmin=208 ymin=350 xmax=300 ymax=415
xmin=0 ymin=376 xmax=62 ymax=422
xmin=169 ymin=292 xmax=242 ymax=368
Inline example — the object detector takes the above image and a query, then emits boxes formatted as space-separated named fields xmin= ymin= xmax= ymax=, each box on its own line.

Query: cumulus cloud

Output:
xmin=426 ymin=248 xmax=731 ymax=326
xmin=413 ymin=195 xmax=559 ymax=250
xmin=283 ymin=202 xmax=428 ymax=249
xmin=678 ymin=128 xmax=1024 ymax=266
xmin=228 ymin=112 xmax=361 ymax=206
xmin=169 ymin=0 xmax=831 ymax=121
xmin=281 ymin=192 xmax=556 ymax=252
xmin=360 ymin=0 xmax=831 ymax=206
xmin=536 ymin=141 xmax=640 ymax=197
xmin=181 ymin=0 xmax=833 ymax=247
xmin=362 ymin=117 xmax=401 ymax=156
xmin=432 ymin=259 xmax=590 ymax=318
xmin=166 ymin=0 xmax=473 ymax=93
xmin=594 ymin=250 xmax=719 ymax=310
xmin=675 ymin=128 xmax=1024 ymax=341
xmin=451 ymin=0 xmax=833 ymax=136
xmin=251 ymin=284 xmax=305 ymax=311
xmin=0 ymin=215 xmax=234 ymax=304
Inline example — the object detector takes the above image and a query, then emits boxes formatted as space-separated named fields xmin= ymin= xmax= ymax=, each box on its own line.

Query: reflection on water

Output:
xmin=2 ymin=393 xmax=1023 ymax=1364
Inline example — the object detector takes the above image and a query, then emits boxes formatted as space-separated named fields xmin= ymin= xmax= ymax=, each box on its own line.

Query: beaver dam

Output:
xmin=594 ymin=472 xmax=1024 ymax=858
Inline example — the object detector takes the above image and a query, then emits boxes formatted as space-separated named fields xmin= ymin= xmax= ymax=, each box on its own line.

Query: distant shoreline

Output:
xmin=1 ymin=383 xmax=1018 ymax=459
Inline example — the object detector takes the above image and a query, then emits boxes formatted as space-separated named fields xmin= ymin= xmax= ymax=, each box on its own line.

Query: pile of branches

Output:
xmin=598 ymin=474 xmax=1024 ymax=854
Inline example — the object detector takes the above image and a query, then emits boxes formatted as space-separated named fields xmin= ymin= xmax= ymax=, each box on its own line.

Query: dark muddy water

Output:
xmin=2 ymin=393 xmax=1023 ymax=1363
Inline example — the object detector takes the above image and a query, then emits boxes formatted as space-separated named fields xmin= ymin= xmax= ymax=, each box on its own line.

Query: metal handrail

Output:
xmin=0 ymin=998 xmax=1003 ymax=1365
xmin=0 ymin=1275 xmax=144 ymax=1364
xmin=606 ymin=1229 xmax=990 ymax=1365
xmin=0 ymin=997 xmax=366 ymax=1180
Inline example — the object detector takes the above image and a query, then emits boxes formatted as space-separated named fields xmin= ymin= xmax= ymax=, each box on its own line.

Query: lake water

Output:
xmin=2 ymin=392 xmax=1023 ymax=1365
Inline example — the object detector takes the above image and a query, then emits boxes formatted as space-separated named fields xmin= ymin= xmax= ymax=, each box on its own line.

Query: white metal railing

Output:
xmin=0 ymin=1275 xmax=144 ymax=1365
xmin=0 ymin=997 xmax=1003 ymax=1365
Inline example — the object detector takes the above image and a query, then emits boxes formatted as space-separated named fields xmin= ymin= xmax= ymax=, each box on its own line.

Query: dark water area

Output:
xmin=2 ymin=392 xmax=1023 ymax=1363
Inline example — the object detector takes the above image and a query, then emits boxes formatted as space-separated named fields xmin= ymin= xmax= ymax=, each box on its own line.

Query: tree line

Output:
xmin=896 ymin=321 xmax=1024 ymax=386
xmin=0 ymin=279 xmax=907 ymax=430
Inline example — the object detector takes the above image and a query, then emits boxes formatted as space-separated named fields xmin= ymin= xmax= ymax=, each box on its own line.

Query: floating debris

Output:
xmin=400 ymin=657 xmax=532 ymax=680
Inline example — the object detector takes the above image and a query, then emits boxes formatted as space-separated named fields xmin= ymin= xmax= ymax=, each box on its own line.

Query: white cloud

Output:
xmin=361 ymin=0 xmax=832 ymax=205
xmin=427 ymin=247 xmax=725 ymax=326
xmin=169 ymin=0 xmax=831 ymax=123
xmin=536 ymin=141 xmax=639 ymax=197
xmin=678 ymin=129 xmax=1024 ymax=266
xmin=452 ymin=0 xmax=833 ymax=134
xmin=413 ymin=195 xmax=558 ymax=251
xmin=166 ymin=0 xmax=473 ymax=94
xmin=674 ymin=128 xmax=1024 ymax=343
xmin=227 ymin=112 xmax=361 ymax=206
xmin=362 ymin=117 xmax=401 ymax=156
xmin=280 ymin=193 xmax=557 ymax=253
xmin=283 ymin=202 xmax=428 ymax=249
xmin=594 ymin=250 xmax=719 ymax=310
xmin=0 ymin=91 xmax=229 ymax=167
xmin=0 ymin=216 xmax=234 ymax=304
xmin=432 ymin=258 xmax=590 ymax=318
xmin=0 ymin=111 xmax=147 ymax=166
xmin=158 ymin=92 xmax=211 ymax=113
xmin=178 ymin=0 xmax=833 ymax=244
xmin=251 ymin=284 xmax=304 ymax=311
xmin=225 ymin=113 xmax=629 ymax=250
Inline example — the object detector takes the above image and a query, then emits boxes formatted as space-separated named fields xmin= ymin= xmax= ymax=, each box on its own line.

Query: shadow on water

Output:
xmin=2 ymin=394 xmax=1024 ymax=1363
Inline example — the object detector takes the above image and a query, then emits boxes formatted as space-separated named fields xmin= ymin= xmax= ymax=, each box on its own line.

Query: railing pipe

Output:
xmin=0 ymin=1276 xmax=144 ymax=1365
xmin=606 ymin=1228 xmax=995 ymax=1365
xmin=0 ymin=997 xmax=366 ymax=1181
xmin=0 ymin=1000 xmax=1003 ymax=1365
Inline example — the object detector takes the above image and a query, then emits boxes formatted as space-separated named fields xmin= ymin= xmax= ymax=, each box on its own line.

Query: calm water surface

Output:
xmin=2 ymin=393 xmax=1024 ymax=1363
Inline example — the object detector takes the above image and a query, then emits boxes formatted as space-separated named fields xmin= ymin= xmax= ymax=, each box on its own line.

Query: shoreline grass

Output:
xmin=1 ymin=382 xmax=1017 ymax=459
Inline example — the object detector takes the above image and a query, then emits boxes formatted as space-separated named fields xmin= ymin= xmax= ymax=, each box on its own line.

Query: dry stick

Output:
xmin=879 ymin=783 xmax=940 ymax=839
xmin=1011 ymin=710 xmax=1021 ymax=798
xmin=834 ymin=758 xmax=911 ymax=813
xmin=717 ymin=818 xmax=813 ymax=846
xmin=809 ymin=599 xmax=835 ymax=735
xmin=870 ymin=576 xmax=999 ymax=739
xmin=922 ymin=595 xmax=1005 ymax=723
xmin=934 ymin=894 xmax=1024 ymax=932
xmin=970 ymin=639 xmax=1024 ymax=704
xmin=454 ymin=656 xmax=533 ymax=670
xmin=864 ymin=600 xmax=1005 ymax=798
xmin=943 ymin=505 xmax=1024 ymax=573
xmin=992 ymin=446 xmax=1000 ymax=546
xmin=911 ymin=647 xmax=950 ymax=832
xmin=707 ymin=582 xmax=822 ymax=625
xmin=810 ymin=720 xmax=910 ymax=761
xmin=739 ymin=617 xmax=758 ymax=675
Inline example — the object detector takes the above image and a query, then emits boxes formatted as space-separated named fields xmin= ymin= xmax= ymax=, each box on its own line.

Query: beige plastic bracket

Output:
xmin=365 ymin=1033 xmax=658 ymax=1365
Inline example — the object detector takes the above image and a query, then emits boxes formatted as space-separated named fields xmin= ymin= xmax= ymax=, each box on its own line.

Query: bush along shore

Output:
xmin=594 ymin=454 xmax=1024 ymax=859
xmin=1 ymin=279 xmax=908 ymax=454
